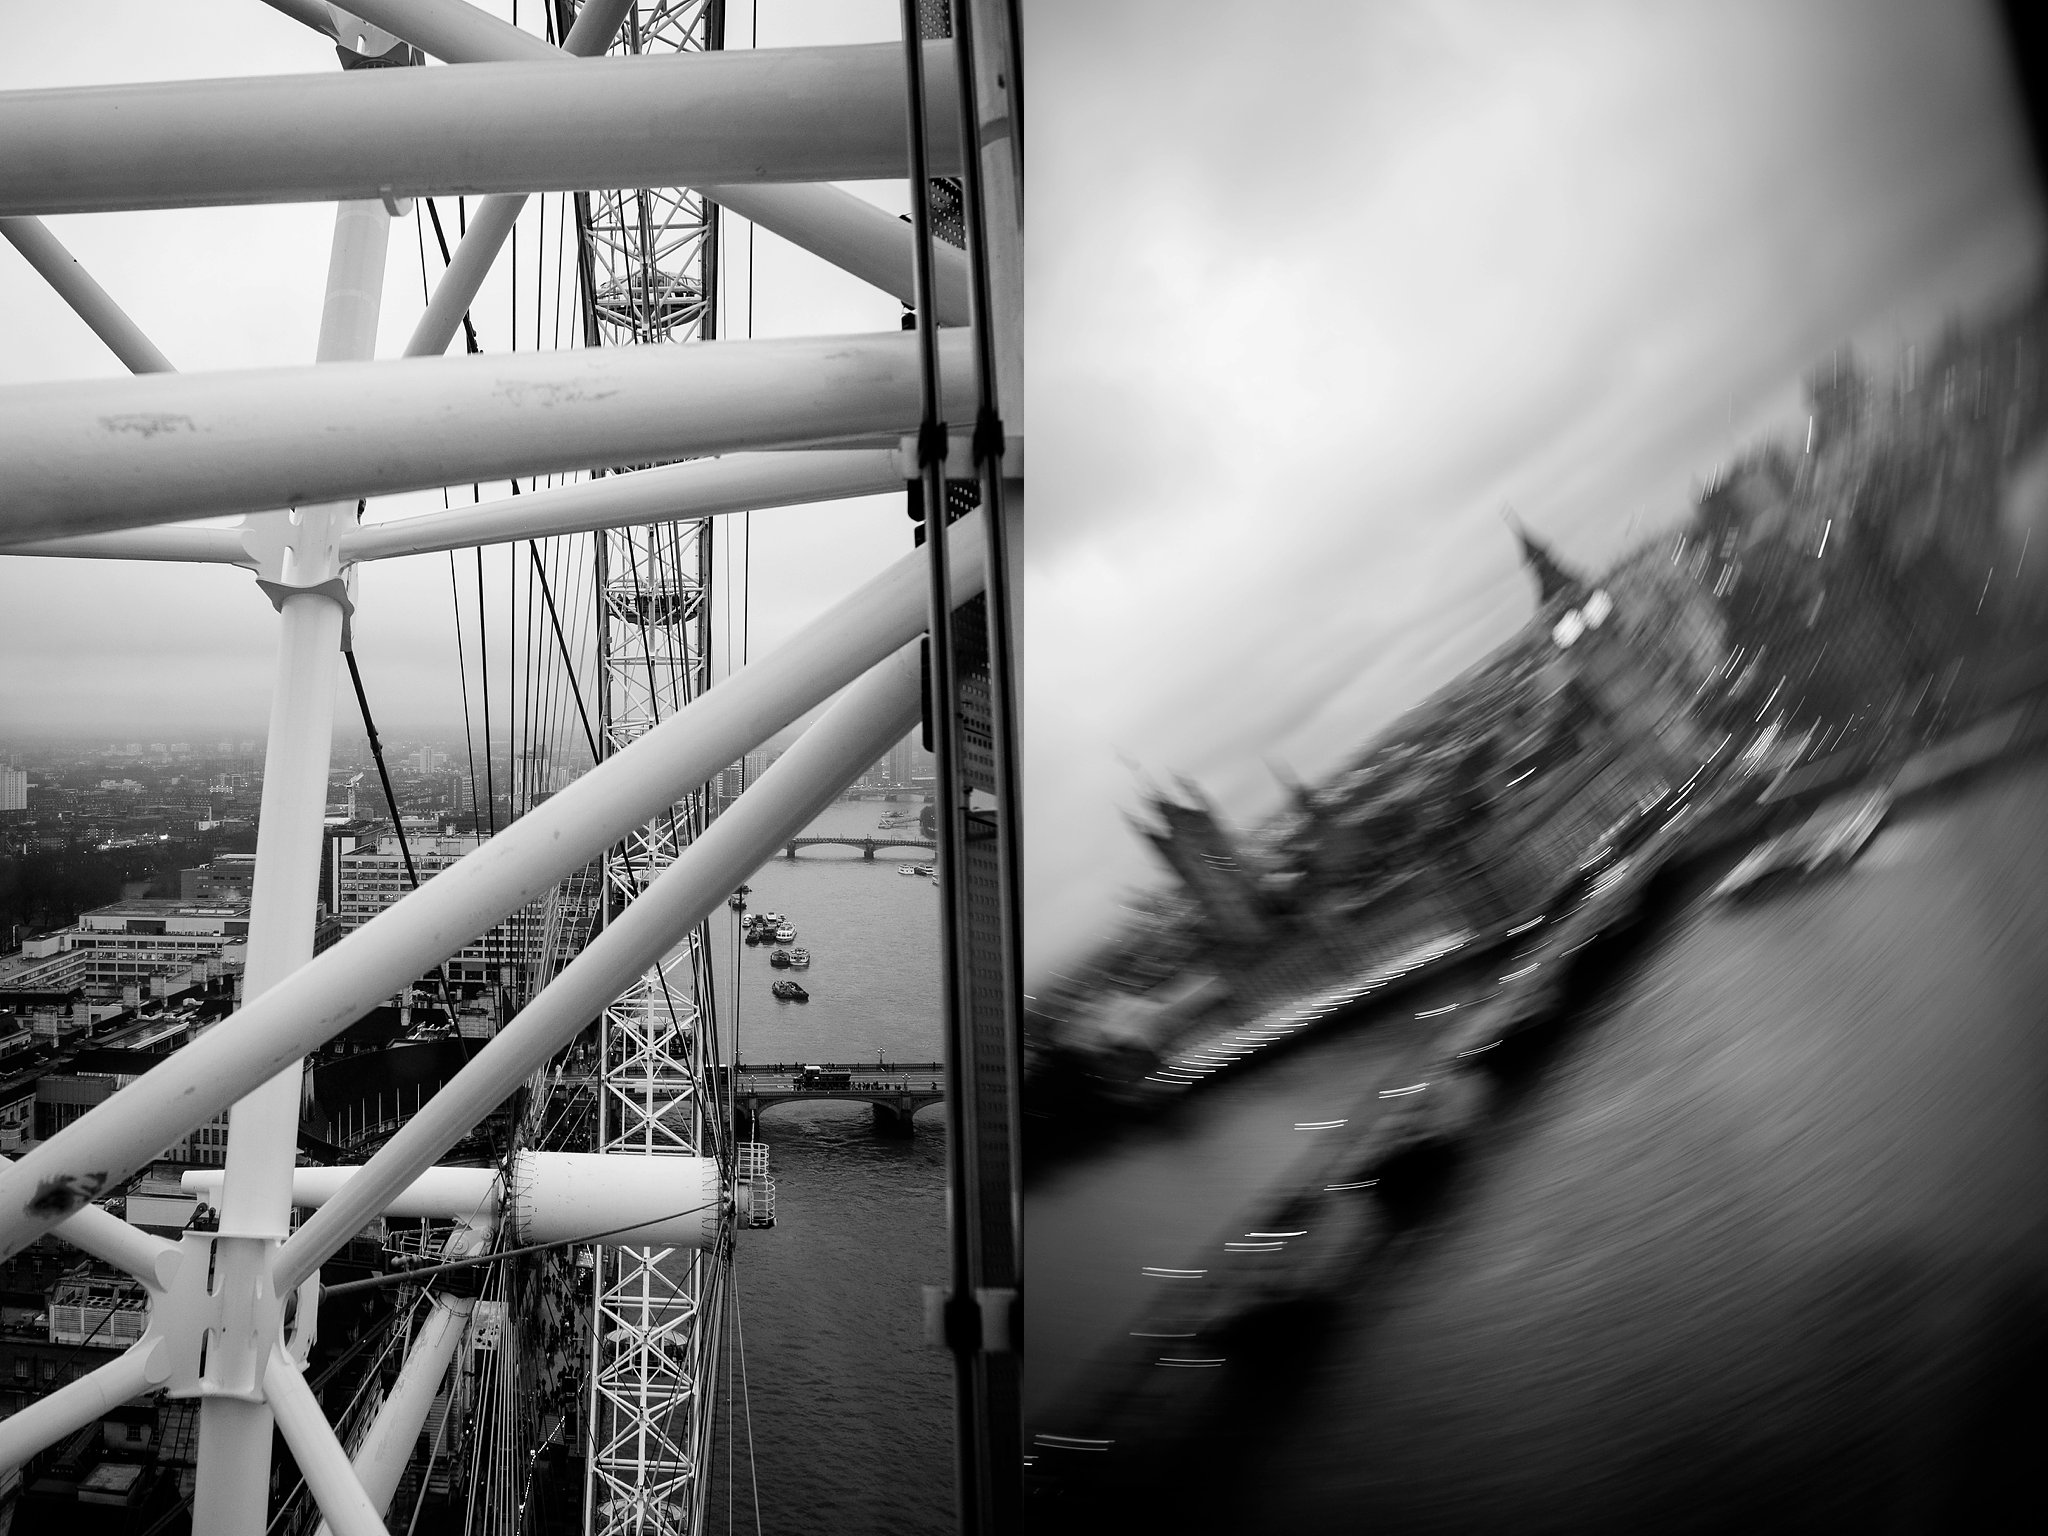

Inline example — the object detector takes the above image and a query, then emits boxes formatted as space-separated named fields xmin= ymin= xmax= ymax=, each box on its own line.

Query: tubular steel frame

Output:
xmin=0 ymin=2 xmax=1022 ymax=1535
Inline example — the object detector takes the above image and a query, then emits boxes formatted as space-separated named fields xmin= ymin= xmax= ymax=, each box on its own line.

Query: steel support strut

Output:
xmin=194 ymin=193 xmax=392 ymax=1536
xmin=0 ymin=327 xmax=979 ymax=546
xmin=0 ymin=44 xmax=964 ymax=216
xmin=311 ymin=1224 xmax=493 ymax=1536
xmin=0 ymin=216 xmax=175 ymax=372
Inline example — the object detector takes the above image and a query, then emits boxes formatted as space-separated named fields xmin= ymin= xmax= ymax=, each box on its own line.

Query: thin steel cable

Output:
xmin=449 ymin=555 xmax=484 ymax=837
xmin=415 ymin=212 xmax=485 ymax=841
xmin=423 ymin=197 xmax=483 ymax=356
xmin=733 ymin=1265 xmax=763 ymax=1536
xmin=476 ymin=545 xmax=498 ymax=837
xmin=343 ymin=649 xmax=462 ymax=1024
xmin=532 ymin=543 xmax=603 ymax=763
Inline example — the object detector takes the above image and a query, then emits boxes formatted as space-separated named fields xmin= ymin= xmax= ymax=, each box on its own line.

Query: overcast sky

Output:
xmin=0 ymin=0 xmax=916 ymax=753
xmin=1025 ymin=0 xmax=2045 ymax=978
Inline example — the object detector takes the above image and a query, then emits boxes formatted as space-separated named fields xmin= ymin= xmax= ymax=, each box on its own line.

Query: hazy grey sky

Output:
xmin=1025 ymin=0 xmax=2045 ymax=976
xmin=0 ymin=0 xmax=918 ymax=749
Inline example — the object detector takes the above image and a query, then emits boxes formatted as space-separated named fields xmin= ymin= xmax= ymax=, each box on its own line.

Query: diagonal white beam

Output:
xmin=0 ymin=1339 xmax=170 ymax=1471
xmin=340 ymin=0 xmax=604 ymax=64
xmin=273 ymin=632 xmax=943 ymax=1295
xmin=0 ymin=1158 xmax=184 ymax=1288
xmin=0 ymin=44 xmax=962 ymax=217
xmin=259 ymin=0 xmax=343 ymax=38
xmin=0 ymin=326 xmax=974 ymax=545
xmin=46 ymin=1201 xmax=182 ymax=1290
xmin=400 ymin=0 xmax=632 ymax=358
xmin=0 ymin=512 xmax=981 ymax=1266
xmin=0 ymin=525 xmax=251 ymax=563
xmin=266 ymin=1350 xmax=392 ymax=1536
xmin=0 ymin=217 xmax=175 ymax=373
xmin=704 ymin=182 xmax=971 ymax=324
xmin=312 ymin=1223 xmax=489 ymax=1535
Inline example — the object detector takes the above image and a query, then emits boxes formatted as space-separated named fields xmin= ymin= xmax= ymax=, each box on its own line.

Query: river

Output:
xmin=1026 ymin=756 xmax=2048 ymax=1533
xmin=701 ymin=796 xmax=954 ymax=1536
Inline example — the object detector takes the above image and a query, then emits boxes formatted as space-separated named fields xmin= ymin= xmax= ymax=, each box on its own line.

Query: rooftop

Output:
xmin=80 ymin=898 xmax=248 ymax=919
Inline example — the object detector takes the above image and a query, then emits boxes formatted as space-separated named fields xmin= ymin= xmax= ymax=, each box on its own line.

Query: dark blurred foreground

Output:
xmin=1027 ymin=746 xmax=2048 ymax=1533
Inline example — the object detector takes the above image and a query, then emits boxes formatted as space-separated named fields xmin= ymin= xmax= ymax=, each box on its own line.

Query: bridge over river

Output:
xmin=722 ymin=1061 xmax=946 ymax=1136
xmin=780 ymin=836 xmax=935 ymax=861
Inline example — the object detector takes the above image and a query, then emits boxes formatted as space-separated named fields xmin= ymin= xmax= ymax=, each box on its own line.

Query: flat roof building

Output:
xmin=337 ymin=835 xmax=541 ymax=995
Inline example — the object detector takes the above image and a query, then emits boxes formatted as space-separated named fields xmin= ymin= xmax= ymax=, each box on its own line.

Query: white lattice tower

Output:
xmin=582 ymin=5 xmax=731 ymax=1530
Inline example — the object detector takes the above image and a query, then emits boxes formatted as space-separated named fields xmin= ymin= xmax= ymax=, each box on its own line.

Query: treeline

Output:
xmin=0 ymin=847 xmax=190 ymax=938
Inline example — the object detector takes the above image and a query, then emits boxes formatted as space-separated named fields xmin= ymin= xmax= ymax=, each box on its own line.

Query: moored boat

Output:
xmin=769 ymin=948 xmax=792 ymax=969
xmin=789 ymin=948 xmax=811 ymax=969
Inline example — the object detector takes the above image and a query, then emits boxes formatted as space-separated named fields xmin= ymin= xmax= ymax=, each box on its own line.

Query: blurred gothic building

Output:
xmin=1035 ymin=278 xmax=2048 ymax=1096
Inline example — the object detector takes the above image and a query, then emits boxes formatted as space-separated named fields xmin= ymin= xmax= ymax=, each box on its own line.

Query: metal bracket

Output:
xmin=326 ymin=7 xmax=420 ymax=70
xmin=141 ymin=1232 xmax=288 ymax=1404
xmin=896 ymin=433 xmax=1024 ymax=481
xmin=243 ymin=505 xmax=358 ymax=644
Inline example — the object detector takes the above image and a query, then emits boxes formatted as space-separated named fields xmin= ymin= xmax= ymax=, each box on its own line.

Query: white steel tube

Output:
xmin=405 ymin=189 xmax=522 ymax=358
xmin=313 ymin=1223 xmax=490 ymax=1535
xmin=49 ymin=1204 xmax=181 ymax=1290
xmin=705 ymin=182 xmax=972 ymax=324
xmin=0 ymin=446 xmax=900 ymax=562
xmin=968 ymin=0 xmax=1024 ymax=420
xmin=274 ymin=635 xmax=937 ymax=1294
xmin=0 ymin=525 xmax=250 ymax=563
xmin=266 ymin=1350 xmax=392 ymax=1536
xmin=325 ymin=1296 xmax=468 ymax=1530
xmin=315 ymin=200 xmax=392 ymax=365
xmin=187 ymin=1163 xmax=500 ymax=1222
xmin=0 ymin=1158 xmax=183 ymax=1288
xmin=0 ymin=45 xmax=963 ymax=217
xmin=0 ymin=327 xmax=975 ymax=546
xmin=259 ymin=0 xmax=339 ymax=37
xmin=0 ymin=217 xmax=175 ymax=373
xmin=187 ymin=1153 xmax=720 ymax=1249
xmin=196 ymin=196 xmax=388 ymax=1536
xmin=0 ymin=517 xmax=981 ymax=1266
xmin=339 ymin=451 xmax=903 ymax=562
xmin=211 ymin=590 xmax=346 ymax=1236
xmin=0 ymin=1338 xmax=169 ymax=1472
